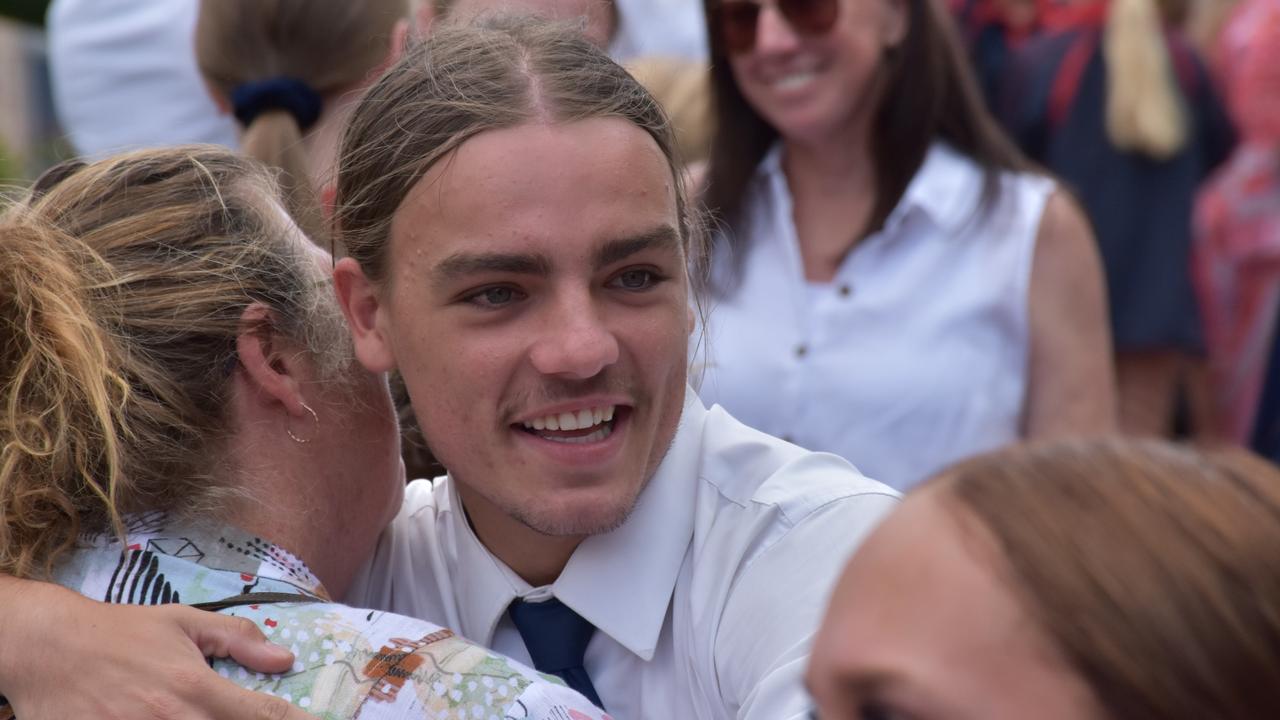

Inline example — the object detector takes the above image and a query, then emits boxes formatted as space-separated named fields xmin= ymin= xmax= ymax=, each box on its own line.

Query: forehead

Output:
xmin=388 ymin=118 xmax=679 ymax=267
xmin=814 ymin=492 xmax=1092 ymax=717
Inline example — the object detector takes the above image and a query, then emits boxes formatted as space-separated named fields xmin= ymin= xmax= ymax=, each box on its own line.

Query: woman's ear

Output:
xmin=234 ymin=303 xmax=311 ymax=418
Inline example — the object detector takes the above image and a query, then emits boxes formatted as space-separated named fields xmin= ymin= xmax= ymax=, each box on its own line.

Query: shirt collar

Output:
xmin=446 ymin=388 xmax=705 ymax=660
xmin=759 ymin=140 xmax=982 ymax=237
xmin=107 ymin=514 xmax=328 ymax=598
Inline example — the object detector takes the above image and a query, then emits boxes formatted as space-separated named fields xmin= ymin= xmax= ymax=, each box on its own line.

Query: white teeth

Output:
xmin=543 ymin=423 xmax=613 ymax=445
xmin=521 ymin=405 xmax=618 ymax=434
xmin=774 ymin=71 xmax=817 ymax=91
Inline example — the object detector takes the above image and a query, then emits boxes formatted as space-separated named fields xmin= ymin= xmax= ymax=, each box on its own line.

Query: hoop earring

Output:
xmin=287 ymin=403 xmax=319 ymax=444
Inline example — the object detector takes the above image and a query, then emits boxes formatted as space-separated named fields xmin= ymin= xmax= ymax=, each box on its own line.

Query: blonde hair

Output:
xmin=0 ymin=147 xmax=351 ymax=578
xmin=194 ymin=0 xmax=410 ymax=244
xmin=1104 ymin=0 xmax=1189 ymax=158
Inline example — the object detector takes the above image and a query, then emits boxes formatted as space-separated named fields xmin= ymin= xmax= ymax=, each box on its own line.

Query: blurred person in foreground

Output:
xmin=1193 ymin=0 xmax=1280 ymax=447
xmin=0 ymin=147 xmax=606 ymax=720
xmin=809 ymin=438 xmax=1280 ymax=719
xmin=0 ymin=17 xmax=897 ymax=720
xmin=1003 ymin=0 xmax=1235 ymax=436
xmin=695 ymin=0 xmax=1116 ymax=491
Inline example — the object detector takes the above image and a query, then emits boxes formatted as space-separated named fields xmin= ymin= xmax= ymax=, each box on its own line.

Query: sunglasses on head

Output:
xmin=713 ymin=0 xmax=841 ymax=54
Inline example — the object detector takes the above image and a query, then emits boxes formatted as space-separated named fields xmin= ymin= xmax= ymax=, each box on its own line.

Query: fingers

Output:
xmin=171 ymin=607 xmax=295 ymax=673
xmin=206 ymin=684 xmax=320 ymax=720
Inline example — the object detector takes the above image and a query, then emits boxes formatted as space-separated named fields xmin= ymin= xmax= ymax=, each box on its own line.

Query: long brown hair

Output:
xmin=195 ymin=0 xmax=410 ymax=244
xmin=334 ymin=15 xmax=705 ymax=285
xmin=0 ymin=147 xmax=351 ymax=578
xmin=701 ymin=0 xmax=1029 ymax=287
xmin=934 ymin=439 xmax=1280 ymax=719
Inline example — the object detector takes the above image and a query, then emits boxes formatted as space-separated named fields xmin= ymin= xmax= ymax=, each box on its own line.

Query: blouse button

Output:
xmin=838 ymin=284 xmax=853 ymax=298
xmin=795 ymin=344 xmax=808 ymax=359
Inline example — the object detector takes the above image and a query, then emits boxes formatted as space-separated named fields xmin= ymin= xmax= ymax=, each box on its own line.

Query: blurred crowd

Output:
xmin=0 ymin=0 xmax=1278 ymax=718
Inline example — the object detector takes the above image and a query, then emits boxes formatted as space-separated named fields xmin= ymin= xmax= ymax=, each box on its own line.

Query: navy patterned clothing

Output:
xmin=1003 ymin=28 xmax=1235 ymax=352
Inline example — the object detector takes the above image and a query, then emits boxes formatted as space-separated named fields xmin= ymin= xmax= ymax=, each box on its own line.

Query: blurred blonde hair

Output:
xmin=1104 ymin=0 xmax=1189 ymax=158
xmin=195 ymin=0 xmax=410 ymax=245
xmin=0 ymin=147 xmax=351 ymax=579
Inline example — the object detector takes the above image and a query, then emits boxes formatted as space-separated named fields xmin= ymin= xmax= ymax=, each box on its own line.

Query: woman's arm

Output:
xmin=1023 ymin=190 xmax=1119 ymax=438
xmin=0 ymin=575 xmax=315 ymax=720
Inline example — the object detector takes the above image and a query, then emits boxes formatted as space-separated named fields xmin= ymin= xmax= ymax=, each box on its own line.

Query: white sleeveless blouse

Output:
xmin=695 ymin=142 xmax=1055 ymax=491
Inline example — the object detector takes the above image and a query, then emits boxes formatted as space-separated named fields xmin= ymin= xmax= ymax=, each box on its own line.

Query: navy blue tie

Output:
xmin=508 ymin=597 xmax=605 ymax=709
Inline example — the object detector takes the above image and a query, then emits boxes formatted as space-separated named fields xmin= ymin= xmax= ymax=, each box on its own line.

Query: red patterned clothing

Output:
xmin=1194 ymin=0 xmax=1280 ymax=441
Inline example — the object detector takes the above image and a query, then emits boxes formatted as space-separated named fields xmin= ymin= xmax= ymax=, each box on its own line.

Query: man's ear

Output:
xmin=333 ymin=257 xmax=398 ymax=374
xmin=235 ymin=303 xmax=310 ymax=418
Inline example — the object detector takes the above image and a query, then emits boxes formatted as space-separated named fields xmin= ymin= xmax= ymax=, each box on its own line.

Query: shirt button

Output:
xmin=795 ymin=344 xmax=808 ymax=359
xmin=838 ymin=284 xmax=853 ymax=298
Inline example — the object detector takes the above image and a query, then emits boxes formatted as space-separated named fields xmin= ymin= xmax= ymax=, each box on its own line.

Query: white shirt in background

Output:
xmin=347 ymin=389 xmax=898 ymax=720
xmin=46 ymin=0 xmax=237 ymax=158
xmin=611 ymin=0 xmax=708 ymax=61
xmin=696 ymin=142 xmax=1055 ymax=491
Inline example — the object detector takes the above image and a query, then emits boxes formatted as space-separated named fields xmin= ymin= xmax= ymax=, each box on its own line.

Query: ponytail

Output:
xmin=1104 ymin=0 xmax=1188 ymax=158
xmin=0 ymin=221 xmax=129 ymax=578
xmin=239 ymin=108 xmax=327 ymax=246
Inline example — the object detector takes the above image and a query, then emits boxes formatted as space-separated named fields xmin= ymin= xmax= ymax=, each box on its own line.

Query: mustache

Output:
xmin=501 ymin=373 xmax=638 ymax=420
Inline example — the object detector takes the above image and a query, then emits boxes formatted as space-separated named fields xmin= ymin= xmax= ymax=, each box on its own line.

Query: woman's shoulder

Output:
xmin=213 ymin=601 xmax=603 ymax=718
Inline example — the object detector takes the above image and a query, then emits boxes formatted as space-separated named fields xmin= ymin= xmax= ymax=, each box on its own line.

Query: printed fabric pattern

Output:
xmin=0 ymin=513 xmax=609 ymax=720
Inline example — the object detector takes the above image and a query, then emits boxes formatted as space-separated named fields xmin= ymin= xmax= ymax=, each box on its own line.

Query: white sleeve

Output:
xmin=715 ymin=493 xmax=899 ymax=720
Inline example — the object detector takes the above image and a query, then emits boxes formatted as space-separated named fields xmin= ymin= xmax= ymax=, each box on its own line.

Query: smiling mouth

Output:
xmin=514 ymin=405 xmax=627 ymax=445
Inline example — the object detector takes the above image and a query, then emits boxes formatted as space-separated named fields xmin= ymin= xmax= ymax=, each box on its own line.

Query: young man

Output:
xmin=0 ymin=17 xmax=896 ymax=720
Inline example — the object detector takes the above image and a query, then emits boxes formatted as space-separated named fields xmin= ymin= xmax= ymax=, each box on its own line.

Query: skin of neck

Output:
xmin=781 ymin=113 xmax=880 ymax=280
xmin=217 ymin=392 xmax=368 ymax=600
xmin=453 ymin=480 xmax=584 ymax=588
xmin=303 ymin=88 xmax=362 ymax=195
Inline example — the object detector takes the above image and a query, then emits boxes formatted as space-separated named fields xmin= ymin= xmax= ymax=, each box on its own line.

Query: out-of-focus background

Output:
xmin=0 ymin=1 xmax=59 ymax=181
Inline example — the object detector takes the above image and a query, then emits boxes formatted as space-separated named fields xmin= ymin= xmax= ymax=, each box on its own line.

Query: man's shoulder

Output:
xmin=695 ymin=404 xmax=899 ymax=526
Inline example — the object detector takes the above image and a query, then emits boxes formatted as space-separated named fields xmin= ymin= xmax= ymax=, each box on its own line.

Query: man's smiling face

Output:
xmin=345 ymin=117 xmax=691 ymax=541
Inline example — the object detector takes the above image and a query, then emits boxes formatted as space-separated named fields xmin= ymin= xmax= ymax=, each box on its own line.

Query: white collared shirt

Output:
xmin=696 ymin=142 xmax=1055 ymax=491
xmin=347 ymin=390 xmax=898 ymax=720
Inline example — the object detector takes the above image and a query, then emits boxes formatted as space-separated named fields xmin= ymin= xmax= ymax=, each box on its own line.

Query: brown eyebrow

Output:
xmin=432 ymin=251 xmax=553 ymax=287
xmin=594 ymin=225 xmax=682 ymax=269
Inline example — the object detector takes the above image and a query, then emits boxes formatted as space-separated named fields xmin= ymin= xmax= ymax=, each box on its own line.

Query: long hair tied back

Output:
xmin=1104 ymin=0 xmax=1189 ymax=158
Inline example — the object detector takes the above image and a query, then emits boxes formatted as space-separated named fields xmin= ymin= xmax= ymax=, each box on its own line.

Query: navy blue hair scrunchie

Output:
xmin=231 ymin=77 xmax=323 ymax=132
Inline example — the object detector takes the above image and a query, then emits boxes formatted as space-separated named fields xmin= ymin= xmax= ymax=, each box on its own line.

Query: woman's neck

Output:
xmin=781 ymin=127 xmax=879 ymax=282
xmin=303 ymin=88 xmax=363 ymax=194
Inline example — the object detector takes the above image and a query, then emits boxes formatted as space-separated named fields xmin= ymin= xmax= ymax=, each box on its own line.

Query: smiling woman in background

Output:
xmin=695 ymin=0 xmax=1116 ymax=491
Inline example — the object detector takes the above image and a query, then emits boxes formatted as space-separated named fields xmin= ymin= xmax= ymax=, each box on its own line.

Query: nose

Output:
xmin=754 ymin=4 xmax=803 ymax=54
xmin=528 ymin=290 xmax=620 ymax=379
